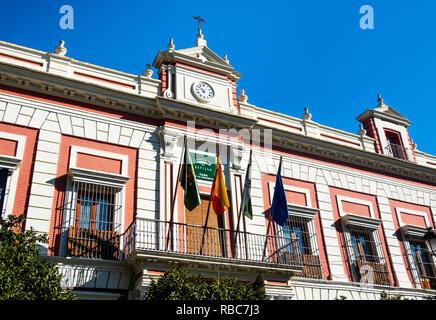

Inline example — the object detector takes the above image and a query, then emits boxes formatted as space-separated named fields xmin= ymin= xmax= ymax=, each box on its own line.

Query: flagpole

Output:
xmin=261 ymin=156 xmax=283 ymax=262
xmin=165 ymin=135 xmax=187 ymax=251
xmin=232 ymin=149 xmax=252 ymax=258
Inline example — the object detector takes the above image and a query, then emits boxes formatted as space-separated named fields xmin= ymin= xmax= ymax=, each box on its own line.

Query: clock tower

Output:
xmin=152 ymin=20 xmax=242 ymax=115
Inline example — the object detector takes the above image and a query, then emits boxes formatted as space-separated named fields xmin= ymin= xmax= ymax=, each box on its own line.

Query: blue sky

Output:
xmin=1 ymin=1 xmax=435 ymax=155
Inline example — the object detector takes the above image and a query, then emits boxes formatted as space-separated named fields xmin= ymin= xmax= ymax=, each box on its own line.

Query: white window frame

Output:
xmin=268 ymin=182 xmax=322 ymax=278
xmin=400 ymin=225 xmax=436 ymax=288
xmin=59 ymin=145 xmax=130 ymax=257
xmin=0 ymin=131 xmax=25 ymax=218
xmin=341 ymin=214 xmax=385 ymax=283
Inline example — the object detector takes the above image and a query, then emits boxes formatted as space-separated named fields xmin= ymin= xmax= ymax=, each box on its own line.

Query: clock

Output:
xmin=192 ymin=81 xmax=214 ymax=103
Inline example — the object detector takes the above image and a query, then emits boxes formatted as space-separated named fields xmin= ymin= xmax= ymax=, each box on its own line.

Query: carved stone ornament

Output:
xmin=358 ymin=124 xmax=367 ymax=137
xmin=238 ymin=89 xmax=248 ymax=103
xmin=143 ymin=64 xmax=154 ymax=78
xmin=158 ymin=128 xmax=179 ymax=159
xmin=229 ymin=105 xmax=238 ymax=114
xmin=302 ymin=107 xmax=312 ymax=121
xmin=163 ymin=88 xmax=174 ymax=99
xmin=54 ymin=40 xmax=67 ymax=56
xmin=167 ymin=38 xmax=175 ymax=52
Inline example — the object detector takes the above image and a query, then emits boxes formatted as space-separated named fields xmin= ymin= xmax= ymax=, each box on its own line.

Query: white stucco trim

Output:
xmin=336 ymin=195 xmax=375 ymax=219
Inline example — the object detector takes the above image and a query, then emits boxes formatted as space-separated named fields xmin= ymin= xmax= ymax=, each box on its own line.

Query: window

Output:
xmin=64 ymin=167 xmax=129 ymax=260
xmin=350 ymin=228 xmax=379 ymax=263
xmin=409 ymin=239 xmax=436 ymax=289
xmin=401 ymin=226 xmax=436 ymax=290
xmin=0 ymin=168 xmax=8 ymax=217
xmin=384 ymin=129 xmax=408 ymax=160
xmin=342 ymin=215 xmax=391 ymax=286
xmin=74 ymin=186 xmax=116 ymax=231
xmin=275 ymin=205 xmax=323 ymax=279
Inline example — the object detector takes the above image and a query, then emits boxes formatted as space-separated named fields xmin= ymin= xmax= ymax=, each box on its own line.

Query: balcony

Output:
xmin=67 ymin=221 xmax=121 ymax=260
xmin=385 ymin=143 xmax=409 ymax=161
xmin=354 ymin=260 xmax=391 ymax=286
xmin=121 ymin=218 xmax=303 ymax=275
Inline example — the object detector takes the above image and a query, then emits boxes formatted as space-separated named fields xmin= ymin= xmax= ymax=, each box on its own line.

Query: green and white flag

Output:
xmin=179 ymin=140 xmax=201 ymax=211
xmin=240 ymin=153 xmax=253 ymax=219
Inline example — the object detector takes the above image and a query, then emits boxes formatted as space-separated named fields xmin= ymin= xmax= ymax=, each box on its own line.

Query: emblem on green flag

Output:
xmin=179 ymin=141 xmax=202 ymax=211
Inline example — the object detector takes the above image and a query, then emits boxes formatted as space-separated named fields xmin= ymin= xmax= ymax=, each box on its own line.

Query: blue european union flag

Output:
xmin=270 ymin=161 xmax=289 ymax=226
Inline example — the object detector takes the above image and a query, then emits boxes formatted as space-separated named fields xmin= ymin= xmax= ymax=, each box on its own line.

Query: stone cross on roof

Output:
xmin=193 ymin=15 xmax=205 ymax=34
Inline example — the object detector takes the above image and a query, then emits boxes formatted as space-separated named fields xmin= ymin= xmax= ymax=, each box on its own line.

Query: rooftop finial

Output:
xmin=54 ymin=40 xmax=67 ymax=56
xmin=358 ymin=124 xmax=367 ymax=137
xmin=143 ymin=64 xmax=154 ymax=78
xmin=224 ymin=54 xmax=230 ymax=64
xmin=167 ymin=38 xmax=175 ymax=52
xmin=302 ymin=107 xmax=312 ymax=121
xmin=194 ymin=15 xmax=207 ymax=47
xmin=377 ymin=93 xmax=384 ymax=105
xmin=238 ymin=89 xmax=248 ymax=103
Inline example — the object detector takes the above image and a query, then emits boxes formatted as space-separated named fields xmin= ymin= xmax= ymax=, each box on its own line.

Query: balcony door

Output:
xmin=185 ymin=195 xmax=225 ymax=257
xmin=68 ymin=182 xmax=121 ymax=260
xmin=385 ymin=129 xmax=407 ymax=160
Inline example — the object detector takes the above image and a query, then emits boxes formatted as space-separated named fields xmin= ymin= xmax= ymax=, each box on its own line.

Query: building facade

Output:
xmin=1 ymin=31 xmax=436 ymax=300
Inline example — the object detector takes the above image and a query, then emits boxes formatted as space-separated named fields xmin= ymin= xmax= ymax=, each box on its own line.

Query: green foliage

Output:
xmin=379 ymin=291 xmax=408 ymax=300
xmin=0 ymin=214 xmax=76 ymax=300
xmin=144 ymin=267 xmax=267 ymax=300
xmin=335 ymin=291 xmax=414 ymax=300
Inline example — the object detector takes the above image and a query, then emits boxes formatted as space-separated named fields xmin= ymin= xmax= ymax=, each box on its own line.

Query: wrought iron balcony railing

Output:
xmin=354 ymin=260 xmax=391 ymax=286
xmin=65 ymin=217 xmax=324 ymax=275
xmin=385 ymin=143 xmax=409 ymax=161
xmin=121 ymin=218 xmax=306 ymax=270
xmin=67 ymin=220 xmax=121 ymax=260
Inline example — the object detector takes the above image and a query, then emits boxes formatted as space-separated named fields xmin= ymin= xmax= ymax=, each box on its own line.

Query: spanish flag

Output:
xmin=211 ymin=154 xmax=230 ymax=215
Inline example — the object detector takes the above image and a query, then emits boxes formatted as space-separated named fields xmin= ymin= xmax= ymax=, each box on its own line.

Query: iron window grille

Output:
xmin=342 ymin=215 xmax=391 ymax=286
xmin=401 ymin=226 xmax=436 ymax=290
xmin=385 ymin=143 xmax=409 ymax=161
xmin=64 ymin=180 xmax=123 ymax=260
xmin=274 ymin=205 xmax=323 ymax=279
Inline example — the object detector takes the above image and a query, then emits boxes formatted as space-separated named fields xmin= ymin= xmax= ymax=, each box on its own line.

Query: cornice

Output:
xmin=68 ymin=167 xmax=130 ymax=188
xmin=400 ymin=225 xmax=429 ymax=238
xmin=255 ymin=124 xmax=436 ymax=185
xmin=0 ymin=61 xmax=162 ymax=120
xmin=0 ymin=155 xmax=21 ymax=172
xmin=342 ymin=213 xmax=382 ymax=230
xmin=155 ymin=95 xmax=257 ymax=130
xmin=356 ymin=109 xmax=411 ymax=127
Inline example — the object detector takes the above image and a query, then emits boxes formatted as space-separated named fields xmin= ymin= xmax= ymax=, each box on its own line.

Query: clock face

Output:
xmin=192 ymin=81 xmax=214 ymax=102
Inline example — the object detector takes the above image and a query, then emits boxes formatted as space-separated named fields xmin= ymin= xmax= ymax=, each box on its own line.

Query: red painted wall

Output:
xmin=0 ymin=123 xmax=38 ymax=224
xmin=389 ymin=199 xmax=435 ymax=288
xmin=260 ymin=173 xmax=331 ymax=280
xmin=329 ymin=187 xmax=397 ymax=286
xmin=47 ymin=135 xmax=137 ymax=256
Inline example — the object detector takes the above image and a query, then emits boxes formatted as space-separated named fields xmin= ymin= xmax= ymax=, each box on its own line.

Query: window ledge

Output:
xmin=288 ymin=204 xmax=319 ymax=219
xmin=400 ymin=225 xmax=429 ymax=238
xmin=68 ymin=167 xmax=130 ymax=188
xmin=0 ymin=155 xmax=21 ymax=172
xmin=342 ymin=213 xmax=382 ymax=230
